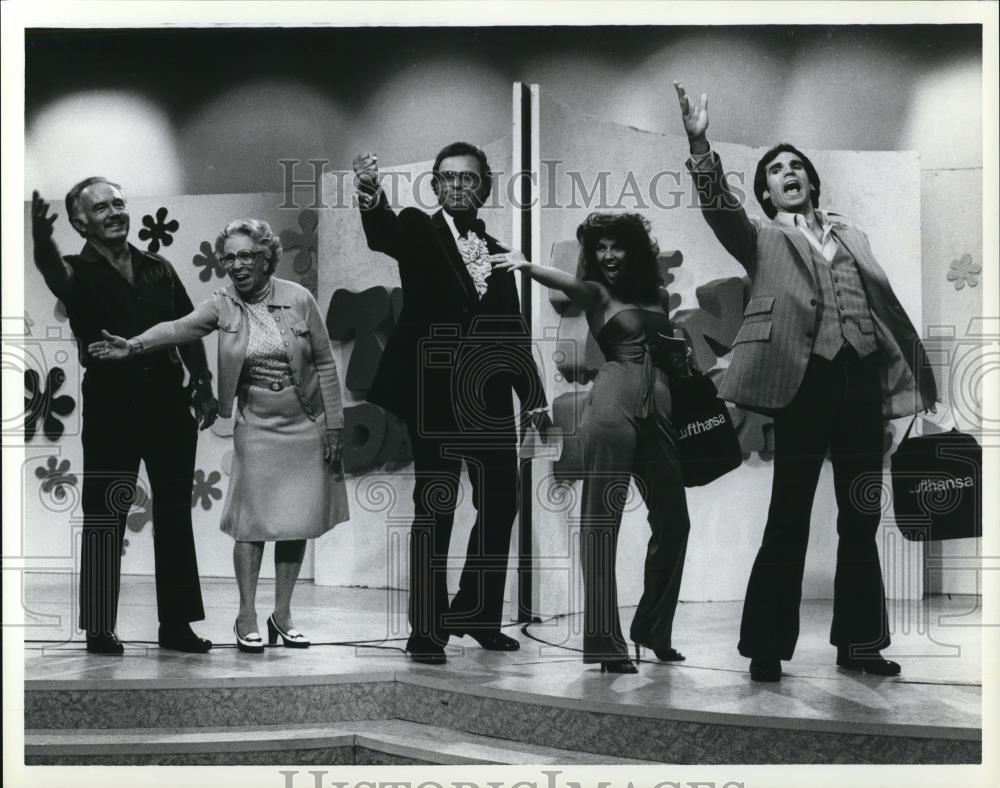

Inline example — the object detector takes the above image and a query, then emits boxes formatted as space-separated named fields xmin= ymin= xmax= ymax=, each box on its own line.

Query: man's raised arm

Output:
xmin=673 ymin=82 xmax=758 ymax=277
xmin=31 ymin=191 xmax=75 ymax=300
xmin=353 ymin=152 xmax=405 ymax=261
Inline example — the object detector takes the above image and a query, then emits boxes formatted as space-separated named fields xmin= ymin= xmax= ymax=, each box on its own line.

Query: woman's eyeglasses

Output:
xmin=219 ymin=250 xmax=267 ymax=268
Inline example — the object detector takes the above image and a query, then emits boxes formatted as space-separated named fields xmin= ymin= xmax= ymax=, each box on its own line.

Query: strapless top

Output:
xmin=594 ymin=308 xmax=676 ymax=419
xmin=596 ymin=308 xmax=674 ymax=362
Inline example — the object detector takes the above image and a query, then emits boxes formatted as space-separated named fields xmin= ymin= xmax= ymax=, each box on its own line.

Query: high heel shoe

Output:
xmin=634 ymin=643 xmax=686 ymax=664
xmin=234 ymin=622 xmax=264 ymax=654
xmin=267 ymin=615 xmax=310 ymax=648
xmin=600 ymin=658 xmax=638 ymax=674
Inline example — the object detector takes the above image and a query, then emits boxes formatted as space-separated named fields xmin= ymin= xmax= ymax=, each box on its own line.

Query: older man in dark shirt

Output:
xmin=31 ymin=178 xmax=218 ymax=655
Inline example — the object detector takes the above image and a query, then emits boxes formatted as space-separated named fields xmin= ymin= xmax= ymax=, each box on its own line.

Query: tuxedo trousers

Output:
xmin=405 ymin=421 xmax=519 ymax=649
xmin=738 ymin=348 xmax=889 ymax=660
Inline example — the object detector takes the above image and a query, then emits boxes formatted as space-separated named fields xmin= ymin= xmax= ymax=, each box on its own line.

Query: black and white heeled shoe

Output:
xmin=234 ymin=622 xmax=265 ymax=654
xmin=267 ymin=615 xmax=310 ymax=648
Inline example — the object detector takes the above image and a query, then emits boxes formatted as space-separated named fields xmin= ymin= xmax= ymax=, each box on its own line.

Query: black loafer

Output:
xmin=454 ymin=630 xmax=520 ymax=651
xmin=837 ymin=648 xmax=900 ymax=676
xmin=86 ymin=633 xmax=124 ymax=655
xmin=406 ymin=646 xmax=447 ymax=665
xmin=749 ymin=657 xmax=782 ymax=682
xmin=158 ymin=623 xmax=212 ymax=653
xmin=406 ymin=636 xmax=447 ymax=664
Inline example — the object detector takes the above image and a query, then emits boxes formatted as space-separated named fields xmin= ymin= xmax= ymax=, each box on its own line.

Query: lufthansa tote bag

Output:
xmin=890 ymin=413 xmax=982 ymax=541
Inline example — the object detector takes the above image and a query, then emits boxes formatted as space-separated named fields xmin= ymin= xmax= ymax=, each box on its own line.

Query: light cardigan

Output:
xmin=135 ymin=277 xmax=343 ymax=428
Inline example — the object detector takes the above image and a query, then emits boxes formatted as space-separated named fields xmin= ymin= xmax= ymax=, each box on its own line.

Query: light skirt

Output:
xmin=220 ymin=385 xmax=349 ymax=542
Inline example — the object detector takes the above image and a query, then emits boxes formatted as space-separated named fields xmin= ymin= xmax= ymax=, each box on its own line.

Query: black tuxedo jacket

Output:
xmin=359 ymin=193 xmax=546 ymax=435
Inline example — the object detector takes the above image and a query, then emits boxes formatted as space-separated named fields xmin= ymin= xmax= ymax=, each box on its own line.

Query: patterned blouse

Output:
xmin=241 ymin=296 xmax=292 ymax=387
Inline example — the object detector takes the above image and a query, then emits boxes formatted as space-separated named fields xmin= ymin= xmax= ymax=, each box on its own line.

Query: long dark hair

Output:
xmin=577 ymin=212 xmax=662 ymax=305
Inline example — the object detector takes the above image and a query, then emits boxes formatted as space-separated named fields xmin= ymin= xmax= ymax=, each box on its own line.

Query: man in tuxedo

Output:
xmin=674 ymin=84 xmax=937 ymax=681
xmin=31 ymin=180 xmax=217 ymax=655
xmin=353 ymin=143 xmax=550 ymax=664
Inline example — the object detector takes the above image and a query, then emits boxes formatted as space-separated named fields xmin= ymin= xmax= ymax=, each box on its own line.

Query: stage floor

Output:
xmin=22 ymin=572 xmax=981 ymax=736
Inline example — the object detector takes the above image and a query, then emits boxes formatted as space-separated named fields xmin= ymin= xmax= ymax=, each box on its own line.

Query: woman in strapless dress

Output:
xmin=496 ymin=212 xmax=690 ymax=674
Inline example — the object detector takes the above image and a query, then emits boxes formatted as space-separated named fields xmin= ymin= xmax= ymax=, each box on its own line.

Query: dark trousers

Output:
xmin=738 ymin=348 xmax=889 ymax=660
xmin=579 ymin=367 xmax=690 ymax=661
xmin=78 ymin=373 xmax=205 ymax=635
xmin=405 ymin=421 xmax=519 ymax=650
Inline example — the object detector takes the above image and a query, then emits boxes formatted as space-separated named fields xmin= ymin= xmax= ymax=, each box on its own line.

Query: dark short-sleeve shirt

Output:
xmin=61 ymin=242 xmax=195 ymax=394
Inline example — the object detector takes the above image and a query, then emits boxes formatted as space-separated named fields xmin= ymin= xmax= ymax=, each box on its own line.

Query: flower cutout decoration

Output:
xmin=24 ymin=367 xmax=76 ymax=442
xmin=192 ymin=240 xmax=226 ymax=282
xmin=24 ymin=311 xmax=34 ymax=336
xmin=280 ymin=209 xmax=319 ymax=274
xmin=946 ymin=253 xmax=981 ymax=291
xmin=280 ymin=210 xmax=319 ymax=295
xmin=191 ymin=468 xmax=223 ymax=510
xmin=35 ymin=456 xmax=78 ymax=502
xmin=138 ymin=206 xmax=179 ymax=253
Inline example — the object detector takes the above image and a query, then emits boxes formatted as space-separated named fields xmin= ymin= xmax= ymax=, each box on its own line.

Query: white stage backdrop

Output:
xmin=24 ymin=104 xmax=968 ymax=618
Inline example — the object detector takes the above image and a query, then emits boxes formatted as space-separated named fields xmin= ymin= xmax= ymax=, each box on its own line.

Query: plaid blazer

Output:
xmin=688 ymin=152 xmax=936 ymax=418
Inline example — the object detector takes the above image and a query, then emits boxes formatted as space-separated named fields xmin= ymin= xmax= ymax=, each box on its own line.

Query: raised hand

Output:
xmin=31 ymin=190 xmax=58 ymax=243
xmin=352 ymin=151 xmax=381 ymax=197
xmin=673 ymin=82 xmax=709 ymax=154
xmin=88 ymin=329 xmax=131 ymax=361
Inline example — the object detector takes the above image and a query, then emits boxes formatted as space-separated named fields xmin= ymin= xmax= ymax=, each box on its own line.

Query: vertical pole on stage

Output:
xmin=512 ymin=81 xmax=540 ymax=624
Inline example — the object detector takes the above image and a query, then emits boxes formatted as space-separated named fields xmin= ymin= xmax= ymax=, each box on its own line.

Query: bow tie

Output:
xmin=452 ymin=212 xmax=485 ymax=239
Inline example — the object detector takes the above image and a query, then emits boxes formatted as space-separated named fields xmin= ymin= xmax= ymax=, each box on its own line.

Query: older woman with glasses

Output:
xmin=90 ymin=218 xmax=349 ymax=653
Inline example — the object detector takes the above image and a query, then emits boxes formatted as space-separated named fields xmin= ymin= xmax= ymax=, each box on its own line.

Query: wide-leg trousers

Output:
xmin=738 ymin=348 xmax=889 ymax=660
xmin=579 ymin=362 xmax=691 ymax=662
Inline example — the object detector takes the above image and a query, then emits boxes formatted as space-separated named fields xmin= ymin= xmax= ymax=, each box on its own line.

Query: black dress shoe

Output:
xmin=406 ymin=635 xmax=447 ymax=664
xmin=455 ymin=630 xmax=520 ymax=651
xmin=749 ymin=657 xmax=782 ymax=682
xmin=86 ymin=633 xmax=124 ymax=655
xmin=837 ymin=647 xmax=901 ymax=676
xmin=158 ymin=623 xmax=212 ymax=653
xmin=406 ymin=645 xmax=447 ymax=665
